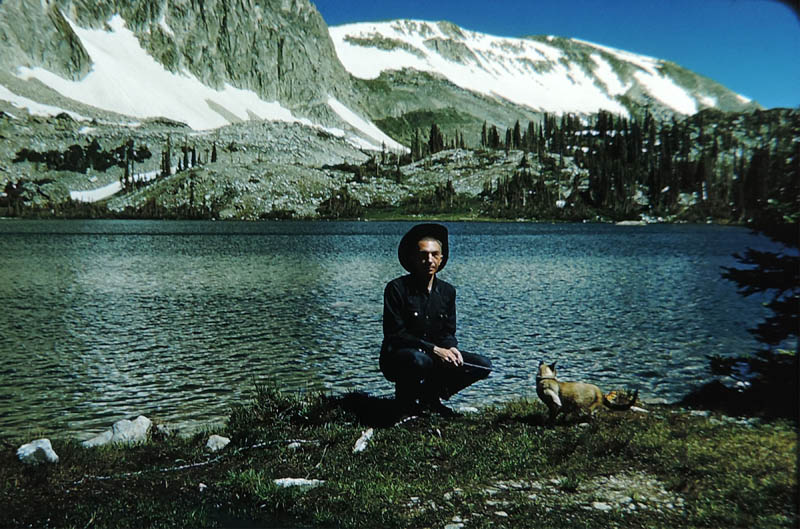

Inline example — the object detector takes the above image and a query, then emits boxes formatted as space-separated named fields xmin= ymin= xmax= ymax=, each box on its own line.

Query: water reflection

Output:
xmin=0 ymin=220 xmax=780 ymax=439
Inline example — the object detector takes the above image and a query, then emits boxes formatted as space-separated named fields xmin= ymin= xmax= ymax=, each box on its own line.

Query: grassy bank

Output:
xmin=2 ymin=386 xmax=796 ymax=529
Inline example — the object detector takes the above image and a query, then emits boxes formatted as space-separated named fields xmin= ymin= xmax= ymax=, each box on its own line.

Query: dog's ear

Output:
xmin=551 ymin=361 xmax=557 ymax=370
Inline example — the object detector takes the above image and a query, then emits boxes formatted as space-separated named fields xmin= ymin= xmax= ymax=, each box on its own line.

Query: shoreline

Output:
xmin=3 ymin=388 xmax=796 ymax=529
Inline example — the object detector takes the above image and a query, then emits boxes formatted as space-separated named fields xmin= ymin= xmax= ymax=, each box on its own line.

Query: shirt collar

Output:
xmin=407 ymin=274 xmax=438 ymax=295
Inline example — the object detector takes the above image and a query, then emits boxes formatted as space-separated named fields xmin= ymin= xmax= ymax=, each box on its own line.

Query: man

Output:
xmin=380 ymin=223 xmax=492 ymax=416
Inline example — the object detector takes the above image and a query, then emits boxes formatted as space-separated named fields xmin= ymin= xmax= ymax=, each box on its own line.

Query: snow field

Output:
xmin=330 ymin=20 xmax=730 ymax=117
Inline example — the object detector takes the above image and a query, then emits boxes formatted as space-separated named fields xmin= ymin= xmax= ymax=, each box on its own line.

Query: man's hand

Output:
xmin=432 ymin=346 xmax=463 ymax=367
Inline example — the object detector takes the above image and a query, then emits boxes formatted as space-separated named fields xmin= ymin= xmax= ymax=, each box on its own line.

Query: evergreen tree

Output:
xmin=428 ymin=123 xmax=444 ymax=154
xmin=512 ymin=120 xmax=521 ymax=149
xmin=526 ymin=121 xmax=535 ymax=152
xmin=488 ymin=125 xmax=500 ymax=150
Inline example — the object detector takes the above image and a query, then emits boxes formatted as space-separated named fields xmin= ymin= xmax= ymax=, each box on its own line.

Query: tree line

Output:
xmin=416 ymin=108 xmax=798 ymax=222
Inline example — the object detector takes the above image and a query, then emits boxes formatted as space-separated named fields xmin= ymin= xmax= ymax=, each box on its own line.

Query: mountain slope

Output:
xmin=0 ymin=0 xmax=403 ymax=150
xmin=330 ymin=20 xmax=759 ymax=120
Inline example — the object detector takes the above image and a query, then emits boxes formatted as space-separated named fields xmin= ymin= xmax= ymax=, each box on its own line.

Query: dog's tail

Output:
xmin=603 ymin=388 xmax=639 ymax=411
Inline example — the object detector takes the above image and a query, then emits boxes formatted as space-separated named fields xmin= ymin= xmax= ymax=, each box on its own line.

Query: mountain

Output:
xmin=0 ymin=0 xmax=402 ymax=149
xmin=0 ymin=2 xmax=792 ymax=224
xmin=331 ymin=20 xmax=760 ymax=145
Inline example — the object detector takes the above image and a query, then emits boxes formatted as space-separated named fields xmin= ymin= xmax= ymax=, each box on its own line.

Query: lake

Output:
xmin=0 ymin=219 xmax=780 ymax=439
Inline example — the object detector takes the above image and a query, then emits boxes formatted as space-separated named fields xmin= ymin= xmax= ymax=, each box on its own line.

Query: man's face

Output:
xmin=411 ymin=238 xmax=443 ymax=278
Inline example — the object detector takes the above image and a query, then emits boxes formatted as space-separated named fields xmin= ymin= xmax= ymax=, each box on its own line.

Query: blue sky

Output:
xmin=314 ymin=0 xmax=799 ymax=109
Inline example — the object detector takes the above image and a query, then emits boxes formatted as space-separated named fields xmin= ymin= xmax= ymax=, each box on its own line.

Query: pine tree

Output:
xmin=488 ymin=125 xmax=500 ymax=150
xmin=512 ymin=120 xmax=521 ymax=149
xmin=428 ymin=123 xmax=444 ymax=154
xmin=412 ymin=128 xmax=421 ymax=161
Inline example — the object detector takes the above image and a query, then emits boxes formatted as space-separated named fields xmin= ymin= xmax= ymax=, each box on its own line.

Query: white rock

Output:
xmin=273 ymin=478 xmax=324 ymax=488
xmin=82 ymin=416 xmax=152 ymax=447
xmin=495 ymin=511 xmax=509 ymax=517
xmin=592 ymin=502 xmax=613 ymax=511
xmin=154 ymin=424 xmax=173 ymax=437
xmin=17 ymin=439 xmax=59 ymax=465
xmin=630 ymin=406 xmax=650 ymax=413
xmin=353 ymin=428 xmax=374 ymax=453
xmin=444 ymin=524 xmax=464 ymax=529
xmin=457 ymin=406 xmax=479 ymax=414
xmin=287 ymin=442 xmax=301 ymax=450
xmin=205 ymin=434 xmax=231 ymax=452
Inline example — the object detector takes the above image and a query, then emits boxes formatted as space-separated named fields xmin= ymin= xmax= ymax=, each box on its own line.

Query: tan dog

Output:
xmin=536 ymin=361 xmax=638 ymax=423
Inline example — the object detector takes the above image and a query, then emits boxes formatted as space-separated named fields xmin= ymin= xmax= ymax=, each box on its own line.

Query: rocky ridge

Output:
xmin=0 ymin=0 xmax=359 ymax=122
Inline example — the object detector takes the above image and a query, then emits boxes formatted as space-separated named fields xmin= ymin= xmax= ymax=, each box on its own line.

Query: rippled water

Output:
xmin=0 ymin=219 xmax=780 ymax=439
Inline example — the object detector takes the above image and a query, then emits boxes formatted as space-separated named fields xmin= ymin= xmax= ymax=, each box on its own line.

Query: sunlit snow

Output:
xmin=0 ymin=84 xmax=89 ymax=121
xmin=70 ymin=169 xmax=161 ymax=202
xmin=331 ymin=21 xmax=729 ymax=117
xmin=589 ymin=54 xmax=629 ymax=97
xmin=15 ymin=15 xmax=305 ymax=130
xmin=10 ymin=13 xmax=397 ymax=152
xmin=330 ymin=21 xmax=632 ymax=116
xmin=633 ymin=70 xmax=698 ymax=115
xmin=699 ymin=95 xmax=717 ymax=107
xmin=327 ymin=97 xmax=407 ymax=152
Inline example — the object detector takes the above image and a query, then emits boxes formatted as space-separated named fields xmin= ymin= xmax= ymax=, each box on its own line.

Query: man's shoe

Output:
xmin=422 ymin=399 xmax=462 ymax=418
xmin=395 ymin=396 xmax=421 ymax=418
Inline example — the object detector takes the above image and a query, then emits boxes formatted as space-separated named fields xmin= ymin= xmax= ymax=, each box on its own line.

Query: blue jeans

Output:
xmin=380 ymin=346 xmax=492 ymax=403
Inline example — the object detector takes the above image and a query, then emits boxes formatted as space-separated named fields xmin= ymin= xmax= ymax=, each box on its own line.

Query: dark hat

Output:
xmin=398 ymin=223 xmax=449 ymax=273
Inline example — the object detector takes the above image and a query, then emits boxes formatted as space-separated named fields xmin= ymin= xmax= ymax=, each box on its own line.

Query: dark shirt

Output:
xmin=382 ymin=274 xmax=458 ymax=355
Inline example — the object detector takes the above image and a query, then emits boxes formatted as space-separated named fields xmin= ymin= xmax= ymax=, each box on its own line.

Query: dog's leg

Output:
xmin=543 ymin=388 xmax=561 ymax=408
xmin=543 ymin=388 xmax=562 ymax=424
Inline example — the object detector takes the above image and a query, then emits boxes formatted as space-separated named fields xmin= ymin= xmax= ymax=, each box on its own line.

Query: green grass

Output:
xmin=1 ymin=385 xmax=796 ymax=528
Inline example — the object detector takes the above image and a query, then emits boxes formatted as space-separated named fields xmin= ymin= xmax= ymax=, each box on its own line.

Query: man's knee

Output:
xmin=462 ymin=351 xmax=492 ymax=375
xmin=382 ymin=348 xmax=433 ymax=381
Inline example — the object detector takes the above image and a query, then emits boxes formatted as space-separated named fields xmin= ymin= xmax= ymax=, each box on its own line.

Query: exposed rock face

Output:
xmin=17 ymin=439 xmax=60 ymax=465
xmin=0 ymin=0 xmax=358 ymax=120
xmin=0 ymin=0 xmax=91 ymax=81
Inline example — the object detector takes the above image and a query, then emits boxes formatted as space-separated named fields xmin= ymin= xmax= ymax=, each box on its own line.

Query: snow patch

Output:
xmin=16 ymin=14 xmax=309 ymax=130
xmin=0 ymin=84 xmax=89 ymax=121
xmin=698 ymin=94 xmax=717 ymax=107
xmin=70 ymin=169 xmax=160 ymax=203
xmin=633 ymin=71 xmax=697 ymax=115
xmin=330 ymin=21 xmax=630 ymax=116
xmin=158 ymin=13 xmax=174 ymax=37
xmin=327 ymin=96 xmax=407 ymax=152
xmin=590 ymin=54 xmax=630 ymax=96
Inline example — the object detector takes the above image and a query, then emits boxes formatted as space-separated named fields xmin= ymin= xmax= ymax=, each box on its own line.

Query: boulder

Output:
xmin=17 ymin=438 xmax=59 ymax=465
xmin=205 ymin=434 xmax=231 ymax=453
xmin=82 ymin=415 xmax=152 ymax=447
